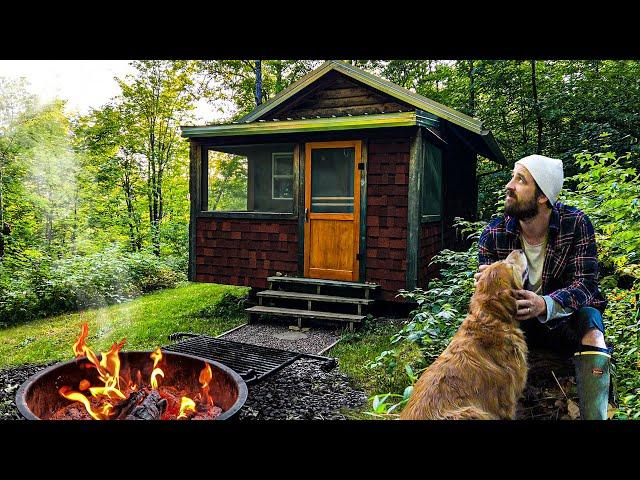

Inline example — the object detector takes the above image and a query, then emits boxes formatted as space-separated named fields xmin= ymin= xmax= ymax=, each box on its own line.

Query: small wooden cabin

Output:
xmin=181 ymin=60 xmax=506 ymax=307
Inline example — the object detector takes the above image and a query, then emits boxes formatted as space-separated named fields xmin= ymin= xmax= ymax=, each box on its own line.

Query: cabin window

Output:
xmin=272 ymin=153 xmax=294 ymax=200
xmin=421 ymin=143 xmax=442 ymax=220
xmin=205 ymin=143 xmax=295 ymax=213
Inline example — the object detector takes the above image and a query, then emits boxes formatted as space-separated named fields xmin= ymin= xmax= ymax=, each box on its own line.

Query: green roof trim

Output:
xmin=180 ymin=111 xmax=419 ymax=138
xmin=238 ymin=60 xmax=483 ymax=134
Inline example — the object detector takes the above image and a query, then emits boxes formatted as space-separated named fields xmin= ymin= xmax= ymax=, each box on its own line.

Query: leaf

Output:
xmin=567 ymin=399 xmax=580 ymax=420
xmin=403 ymin=385 xmax=413 ymax=401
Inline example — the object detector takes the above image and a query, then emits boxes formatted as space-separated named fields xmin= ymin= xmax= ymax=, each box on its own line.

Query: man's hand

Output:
xmin=515 ymin=289 xmax=547 ymax=321
xmin=473 ymin=264 xmax=490 ymax=286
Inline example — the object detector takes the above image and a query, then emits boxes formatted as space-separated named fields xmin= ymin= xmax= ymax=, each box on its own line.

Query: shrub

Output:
xmin=0 ymin=247 xmax=187 ymax=327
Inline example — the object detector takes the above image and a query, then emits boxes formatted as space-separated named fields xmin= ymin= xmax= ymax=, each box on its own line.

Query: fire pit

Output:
xmin=15 ymin=323 xmax=247 ymax=420
xmin=16 ymin=350 xmax=247 ymax=420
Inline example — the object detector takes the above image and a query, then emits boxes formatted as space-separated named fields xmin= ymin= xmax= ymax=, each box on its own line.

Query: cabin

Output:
xmin=181 ymin=60 xmax=506 ymax=328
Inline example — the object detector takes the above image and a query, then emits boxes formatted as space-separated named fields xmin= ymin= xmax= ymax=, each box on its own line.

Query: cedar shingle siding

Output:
xmin=365 ymin=138 xmax=410 ymax=301
xmin=195 ymin=218 xmax=298 ymax=289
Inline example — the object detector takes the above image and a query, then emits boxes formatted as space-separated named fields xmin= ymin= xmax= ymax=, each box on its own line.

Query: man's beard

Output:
xmin=504 ymin=191 xmax=539 ymax=220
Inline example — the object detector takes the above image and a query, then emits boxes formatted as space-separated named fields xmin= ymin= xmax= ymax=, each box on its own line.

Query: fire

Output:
xmin=177 ymin=397 xmax=196 ymax=419
xmin=199 ymin=363 xmax=214 ymax=405
xmin=73 ymin=323 xmax=89 ymax=357
xmin=150 ymin=348 xmax=164 ymax=389
xmin=58 ymin=323 xmax=219 ymax=420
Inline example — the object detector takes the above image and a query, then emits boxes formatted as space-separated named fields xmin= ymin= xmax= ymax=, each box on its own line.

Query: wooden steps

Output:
xmin=246 ymin=276 xmax=380 ymax=330
xmin=246 ymin=306 xmax=365 ymax=323
xmin=257 ymin=290 xmax=376 ymax=305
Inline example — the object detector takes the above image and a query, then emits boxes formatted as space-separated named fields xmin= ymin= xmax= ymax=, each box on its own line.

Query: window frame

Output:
xmin=420 ymin=142 xmax=443 ymax=223
xmin=271 ymin=152 xmax=295 ymax=200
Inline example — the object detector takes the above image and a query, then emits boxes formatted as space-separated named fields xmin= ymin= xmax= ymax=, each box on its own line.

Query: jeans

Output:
xmin=520 ymin=306 xmax=606 ymax=358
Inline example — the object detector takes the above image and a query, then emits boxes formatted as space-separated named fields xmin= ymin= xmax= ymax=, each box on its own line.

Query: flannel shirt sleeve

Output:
xmin=478 ymin=224 xmax=499 ymax=266
xmin=547 ymin=213 xmax=602 ymax=312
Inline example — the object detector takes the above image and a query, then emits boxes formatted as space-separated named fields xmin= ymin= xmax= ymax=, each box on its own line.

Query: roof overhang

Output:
xmin=181 ymin=110 xmax=506 ymax=165
xmin=181 ymin=111 xmax=426 ymax=138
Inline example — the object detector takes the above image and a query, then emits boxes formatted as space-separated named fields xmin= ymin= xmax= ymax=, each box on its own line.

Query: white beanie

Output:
xmin=514 ymin=154 xmax=564 ymax=205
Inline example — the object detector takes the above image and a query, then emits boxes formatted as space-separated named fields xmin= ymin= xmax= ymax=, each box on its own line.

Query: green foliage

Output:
xmin=560 ymin=151 xmax=640 ymax=281
xmin=0 ymin=247 xmax=186 ymax=327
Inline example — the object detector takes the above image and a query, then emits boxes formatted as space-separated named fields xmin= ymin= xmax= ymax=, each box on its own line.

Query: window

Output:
xmin=272 ymin=153 xmax=294 ymax=200
xmin=421 ymin=143 xmax=442 ymax=220
xmin=205 ymin=144 xmax=295 ymax=213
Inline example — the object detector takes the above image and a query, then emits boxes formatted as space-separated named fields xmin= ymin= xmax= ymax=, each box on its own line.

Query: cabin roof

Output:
xmin=181 ymin=60 xmax=506 ymax=164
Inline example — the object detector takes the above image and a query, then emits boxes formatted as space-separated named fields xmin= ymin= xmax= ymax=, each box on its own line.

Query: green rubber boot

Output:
xmin=573 ymin=348 xmax=612 ymax=420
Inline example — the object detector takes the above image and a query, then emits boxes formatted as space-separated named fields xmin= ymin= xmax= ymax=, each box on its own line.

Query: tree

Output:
xmin=116 ymin=61 xmax=197 ymax=256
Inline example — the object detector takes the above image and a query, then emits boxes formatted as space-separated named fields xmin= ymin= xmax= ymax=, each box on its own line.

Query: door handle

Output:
xmin=304 ymin=207 xmax=309 ymax=222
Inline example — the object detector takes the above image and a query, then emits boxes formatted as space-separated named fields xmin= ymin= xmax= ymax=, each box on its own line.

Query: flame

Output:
xmin=59 ymin=386 xmax=112 ymax=420
xmin=150 ymin=348 xmax=164 ymax=389
xmin=73 ymin=323 xmax=89 ymax=357
xmin=199 ymin=363 xmax=213 ymax=406
xmin=79 ymin=379 xmax=90 ymax=391
xmin=177 ymin=396 xmax=196 ymax=419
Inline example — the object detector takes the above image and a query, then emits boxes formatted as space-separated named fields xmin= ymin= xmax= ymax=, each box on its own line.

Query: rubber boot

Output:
xmin=573 ymin=347 xmax=612 ymax=420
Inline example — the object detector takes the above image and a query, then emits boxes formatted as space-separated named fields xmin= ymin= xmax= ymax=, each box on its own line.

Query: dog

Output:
xmin=400 ymin=250 xmax=529 ymax=420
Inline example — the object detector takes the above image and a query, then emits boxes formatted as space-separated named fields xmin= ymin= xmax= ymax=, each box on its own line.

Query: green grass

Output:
xmin=328 ymin=317 xmax=423 ymax=418
xmin=0 ymin=283 xmax=249 ymax=369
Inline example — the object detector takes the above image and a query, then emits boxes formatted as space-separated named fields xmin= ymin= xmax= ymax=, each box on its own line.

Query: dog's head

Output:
xmin=472 ymin=250 xmax=528 ymax=323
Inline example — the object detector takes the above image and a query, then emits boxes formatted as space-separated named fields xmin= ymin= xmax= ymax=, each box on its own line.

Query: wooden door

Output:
xmin=304 ymin=141 xmax=361 ymax=281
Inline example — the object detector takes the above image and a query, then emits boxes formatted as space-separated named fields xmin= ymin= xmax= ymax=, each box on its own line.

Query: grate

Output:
xmin=163 ymin=333 xmax=337 ymax=385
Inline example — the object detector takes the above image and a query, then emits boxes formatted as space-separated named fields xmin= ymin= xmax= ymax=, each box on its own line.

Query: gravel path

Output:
xmin=219 ymin=322 xmax=342 ymax=354
xmin=0 ymin=324 xmax=366 ymax=420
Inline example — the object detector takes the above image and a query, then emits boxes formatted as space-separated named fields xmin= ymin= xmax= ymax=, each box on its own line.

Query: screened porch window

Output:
xmin=421 ymin=143 xmax=442 ymax=220
xmin=205 ymin=143 xmax=295 ymax=213
xmin=272 ymin=152 xmax=294 ymax=200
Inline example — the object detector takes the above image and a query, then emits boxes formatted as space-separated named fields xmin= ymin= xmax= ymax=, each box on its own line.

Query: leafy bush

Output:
xmin=0 ymin=247 xmax=187 ymax=327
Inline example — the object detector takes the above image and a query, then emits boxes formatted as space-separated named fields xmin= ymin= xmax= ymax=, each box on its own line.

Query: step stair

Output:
xmin=245 ymin=306 xmax=365 ymax=331
xmin=246 ymin=276 xmax=380 ymax=330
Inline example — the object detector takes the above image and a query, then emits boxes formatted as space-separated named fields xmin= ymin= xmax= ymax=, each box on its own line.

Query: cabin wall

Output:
xmin=365 ymin=137 xmax=410 ymax=302
xmin=417 ymin=133 xmax=478 ymax=289
xmin=194 ymin=218 xmax=298 ymax=289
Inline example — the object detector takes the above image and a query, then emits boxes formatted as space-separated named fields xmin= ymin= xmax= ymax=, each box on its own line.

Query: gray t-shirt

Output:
xmin=520 ymin=234 xmax=574 ymax=323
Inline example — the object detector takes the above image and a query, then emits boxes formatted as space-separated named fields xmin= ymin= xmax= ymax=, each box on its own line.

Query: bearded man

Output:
xmin=475 ymin=155 xmax=613 ymax=420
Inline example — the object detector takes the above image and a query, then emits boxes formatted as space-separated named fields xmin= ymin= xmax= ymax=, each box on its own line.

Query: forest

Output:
xmin=0 ymin=60 xmax=638 ymax=418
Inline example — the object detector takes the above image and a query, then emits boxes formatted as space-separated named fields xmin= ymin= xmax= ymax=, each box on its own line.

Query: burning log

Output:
xmin=125 ymin=389 xmax=167 ymax=420
xmin=112 ymin=390 xmax=144 ymax=419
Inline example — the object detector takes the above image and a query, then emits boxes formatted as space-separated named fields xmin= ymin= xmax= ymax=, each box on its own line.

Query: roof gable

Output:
xmin=239 ymin=60 xmax=483 ymax=134
xmin=259 ymin=69 xmax=414 ymax=120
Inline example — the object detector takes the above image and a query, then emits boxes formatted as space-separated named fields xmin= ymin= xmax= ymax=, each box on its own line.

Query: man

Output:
xmin=475 ymin=154 xmax=612 ymax=420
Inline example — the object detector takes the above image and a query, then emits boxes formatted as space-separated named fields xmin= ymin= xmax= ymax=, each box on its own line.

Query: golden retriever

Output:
xmin=400 ymin=250 xmax=529 ymax=420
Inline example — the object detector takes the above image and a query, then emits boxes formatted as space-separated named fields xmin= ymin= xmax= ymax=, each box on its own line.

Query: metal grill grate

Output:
xmin=163 ymin=334 xmax=336 ymax=384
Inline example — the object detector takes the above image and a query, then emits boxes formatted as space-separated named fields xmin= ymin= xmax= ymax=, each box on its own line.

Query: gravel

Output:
xmin=0 ymin=324 xmax=367 ymax=421
xmin=0 ymin=362 xmax=56 ymax=420
xmin=219 ymin=322 xmax=342 ymax=354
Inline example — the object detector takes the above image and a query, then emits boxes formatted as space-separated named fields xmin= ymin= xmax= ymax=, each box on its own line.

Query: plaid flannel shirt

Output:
xmin=478 ymin=202 xmax=607 ymax=329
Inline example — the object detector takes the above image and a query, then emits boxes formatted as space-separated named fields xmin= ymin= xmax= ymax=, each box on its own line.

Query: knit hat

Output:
xmin=515 ymin=154 xmax=564 ymax=205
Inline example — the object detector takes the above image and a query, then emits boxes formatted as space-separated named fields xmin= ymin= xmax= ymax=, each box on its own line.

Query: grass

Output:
xmin=327 ymin=317 xmax=423 ymax=418
xmin=0 ymin=283 xmax=249 ymax=369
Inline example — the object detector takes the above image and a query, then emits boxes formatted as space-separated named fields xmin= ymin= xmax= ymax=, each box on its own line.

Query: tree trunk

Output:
xmin=531 ymin=60 xmax=543 ymax=154
xmin=468 ymin=60 xmax=476 ymax=116
xmin=255 ymin=60 xmax=262 ymax=107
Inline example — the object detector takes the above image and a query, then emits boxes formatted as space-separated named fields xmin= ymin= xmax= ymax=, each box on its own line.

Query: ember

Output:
xmin=48 ymin=324 xmax=223 ymax=420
